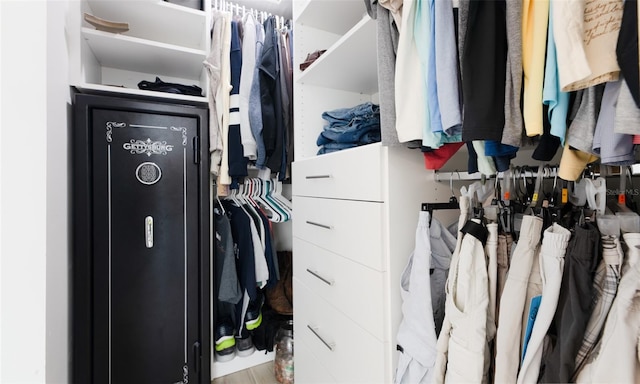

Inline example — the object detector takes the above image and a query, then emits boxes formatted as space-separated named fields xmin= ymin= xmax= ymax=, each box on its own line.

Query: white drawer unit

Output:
xmin=294 ymin=279 xmax=388 ymax=384
xmin=293 ymin=196 xmax=385 ymax=271
xmin=293 ymin=237 xmax=386 ymax=339
xmin=292 ymin=142 xmax=384 ymax=201
xmin=292 ymin=143 xmax=432 ymax=383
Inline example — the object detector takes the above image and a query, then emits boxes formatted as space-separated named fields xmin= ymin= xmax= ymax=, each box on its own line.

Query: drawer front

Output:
xmin=292 ymin=196 xmax=385 ymax=271
xmin=292 ymin=143 xmax=384 ymax=201
xmin=293 ymin=237 xmax=386 ymax=339
xmin=293 ymin=279 xmax=388 ymax=383
xmin=295 ymin=337 xmax=337 ymax=384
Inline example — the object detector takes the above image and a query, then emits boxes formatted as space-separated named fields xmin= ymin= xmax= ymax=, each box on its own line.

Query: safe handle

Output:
xmin=145 ymin=216 xmax=153 ymax=248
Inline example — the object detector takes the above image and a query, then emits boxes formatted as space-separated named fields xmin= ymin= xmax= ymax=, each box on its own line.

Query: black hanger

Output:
xmin=422 ymin=196 xmax=460 ymax=226
xmin=422 ymin=172 xmax=460 ymax=226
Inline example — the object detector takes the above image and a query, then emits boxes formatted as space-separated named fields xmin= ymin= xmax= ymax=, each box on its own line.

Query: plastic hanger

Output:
xmin=421 ymin=171 xmax=460 ymax=226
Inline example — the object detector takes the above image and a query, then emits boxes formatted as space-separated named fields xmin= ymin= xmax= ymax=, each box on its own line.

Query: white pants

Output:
xmin=434 ymin=210 xmax=489 ymax=383
xmin=395 ymin=211 xmax=438 ymax=384
xmin=517 ymin=223 xmax=571 ymax=384
xmin=494 ymin=215 xmax=543 ymax=383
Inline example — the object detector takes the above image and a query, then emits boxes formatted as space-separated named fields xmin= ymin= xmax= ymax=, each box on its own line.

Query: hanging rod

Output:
xmin=434 ymin=164 xmax=640 ymax=182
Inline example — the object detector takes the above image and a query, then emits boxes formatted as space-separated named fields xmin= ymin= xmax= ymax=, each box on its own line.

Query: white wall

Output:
xmin=46 ymin=0 xmax=71 ymax=382
xmin=1 ymin=0 xmax=49 ymax=381
xmin=0 ymin=0 xmax=70 ymax=382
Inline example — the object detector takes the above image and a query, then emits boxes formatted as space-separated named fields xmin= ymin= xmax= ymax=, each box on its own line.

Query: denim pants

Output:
xmin=321 ymin=101 xmax=380 ymax=127
xmin=316 ymin=120 xmax=381 ymax=145
xmin=517 ymin=223 xmax=571 ymax=384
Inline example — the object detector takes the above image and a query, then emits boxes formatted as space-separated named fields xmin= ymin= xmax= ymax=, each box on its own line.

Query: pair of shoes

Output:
xmin=214 ymin=320 xmax=236 ymax=362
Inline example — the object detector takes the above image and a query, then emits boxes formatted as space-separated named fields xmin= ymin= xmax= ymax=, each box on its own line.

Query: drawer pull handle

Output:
xmin=305 ymin=174 xmax=331 ymax=179
xmin=306 ymin=221 xmax=332 ymax=230
xmin=306 ymin=269 xmax=334 ymax=286
xmin=307 ymin=325 xmax=335 ymax=351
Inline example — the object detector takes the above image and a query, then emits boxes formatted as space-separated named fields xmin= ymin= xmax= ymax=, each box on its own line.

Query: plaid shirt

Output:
xmin=573 ymin=235 xmax=622 ymax=379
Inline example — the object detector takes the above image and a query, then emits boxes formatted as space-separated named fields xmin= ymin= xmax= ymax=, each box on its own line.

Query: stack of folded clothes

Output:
xmin=317 ymin=102 xmax=381 ymax=155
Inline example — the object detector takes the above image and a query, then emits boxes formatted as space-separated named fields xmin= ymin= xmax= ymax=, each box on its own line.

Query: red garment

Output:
xmin=423 ymin=142 xmax=465 ymax=170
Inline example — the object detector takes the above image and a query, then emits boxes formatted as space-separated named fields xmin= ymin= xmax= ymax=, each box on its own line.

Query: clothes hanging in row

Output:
xmin=206 ymin=9 xmax=293 ymax=190
xmin=369 ymin=0 xmax=640 ymax=178
xmin=212 ymin=197 xmax=280 ymax=361
xmin=396 ymin=174 xmax=640 ymax=383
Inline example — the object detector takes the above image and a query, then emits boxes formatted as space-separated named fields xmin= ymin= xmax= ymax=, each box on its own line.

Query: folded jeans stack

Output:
xmin=317 ymin=102 xmax=381 ymax=155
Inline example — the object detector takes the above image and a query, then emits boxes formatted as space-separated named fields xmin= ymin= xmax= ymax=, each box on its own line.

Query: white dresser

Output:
xmin=292 ymin=143 xmax=436 ymax=383
xmin=291 ymin=1 xmax=445 ymax=381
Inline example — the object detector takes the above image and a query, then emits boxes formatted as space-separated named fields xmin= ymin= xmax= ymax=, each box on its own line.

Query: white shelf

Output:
xmin=85 ymin=0 xmax=207 ymax=50
xmin=75 ymin=82 xmax=207 ymax=104
xmin=82 ymin=27 xmax=207 ymax=81
xmin=295 ymin=0 xmax=368 ymax=35
xmin=295 ymin=16 xmax=377 ymax=94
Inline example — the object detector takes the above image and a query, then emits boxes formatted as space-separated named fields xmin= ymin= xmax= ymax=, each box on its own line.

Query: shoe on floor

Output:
xmin=214 ymin=320 xmax=236 ymax=362
xmin=245 ymin=294 xmax=264 ymax=330
xmin=235 ymin=333 xmax=255 ymax=357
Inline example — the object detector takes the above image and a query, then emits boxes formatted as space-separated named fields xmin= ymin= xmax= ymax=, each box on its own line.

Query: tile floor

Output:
xmin=211 ymin=362 xmax=278 ymax=384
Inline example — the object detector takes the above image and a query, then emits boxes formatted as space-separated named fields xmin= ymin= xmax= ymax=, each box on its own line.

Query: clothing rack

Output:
xmin=212 ymin=0 xmax=290 ymax=29
xmin=434 ymin=164 xmax=640 ymax=182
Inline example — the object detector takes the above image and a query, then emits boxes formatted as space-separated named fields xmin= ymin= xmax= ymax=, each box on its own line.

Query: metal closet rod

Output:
xmin=434 ymin=164 xmax=640 ymax=182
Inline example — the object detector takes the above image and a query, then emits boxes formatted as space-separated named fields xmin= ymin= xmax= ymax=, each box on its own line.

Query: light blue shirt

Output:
xmin=542 ymin=1 xmax=570 ymax=146
xmin=434 ymin=0 xmax=462 ymax=134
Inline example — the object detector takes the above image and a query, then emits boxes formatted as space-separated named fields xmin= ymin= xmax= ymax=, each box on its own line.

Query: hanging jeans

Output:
xmin=395 ymin=211 xmax=439 ymax=384
xmin=517 ymin=223 xmax=571 ymax=384
xmin=494 ymin=215 xmax=543 ymax=383
xmin=575 ymin=248 xmax=640 ymax=383
xmin=572 ymin=234 xmax=623 ymax=379
xmin=540 ymin=223 xmax=601 ymax=383
xmin=434 ymin=213 xmax=490 ymax=383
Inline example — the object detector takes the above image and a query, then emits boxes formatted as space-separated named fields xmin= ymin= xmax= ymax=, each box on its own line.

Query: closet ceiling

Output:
xmin=231 ymin=0 xmax=292 ymax=19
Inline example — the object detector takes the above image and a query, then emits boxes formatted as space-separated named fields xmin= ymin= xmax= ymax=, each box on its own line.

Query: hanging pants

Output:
xmin=395 ymin=211 xmax=439 ymax=384
xmin=494 ymin=215 xmax=543 ymax=383
xmin=517 ymin=223 xmax=571 ymax=383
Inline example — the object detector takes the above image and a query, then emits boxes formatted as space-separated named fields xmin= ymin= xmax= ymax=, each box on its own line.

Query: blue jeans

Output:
xmin=321 ymin=102 xmax=380 ymax=128
xmin=316 ymin=119 xmax=380 ymax=145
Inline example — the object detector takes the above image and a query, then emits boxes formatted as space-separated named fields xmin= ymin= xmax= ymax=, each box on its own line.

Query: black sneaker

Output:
xmin=235 ymin=333 xmax=255 ymax=357
xmin=214 ymin=321 xmax=236 ymax=362
xmin=245 ymin=294 xmax=264 ymax=331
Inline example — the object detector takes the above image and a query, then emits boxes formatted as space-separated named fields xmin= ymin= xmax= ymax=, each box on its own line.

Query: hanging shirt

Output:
xmin=227 ymin=20 xmax=249 ymax=187
xmin=552 ymin=0 xmax=624 ymax=92
xmin=239 ymin=13 xmax=258 ymax=160
xmin=249 ymin=20 xmax=267 ymax=167
xmin=543 ymin=1 xmax=570 ymax=146
xmin=395 ymin=0 xmax=427 ymax=143
xmin=521 ymin=0 xmax=549 ymax=137
xmin=434 ymin=0 xmax=462 ymax=135
xmin=460 ymin=0 xmax=509 ymax=142
xmin=501 ymin=0 xmax=524 ymax=147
